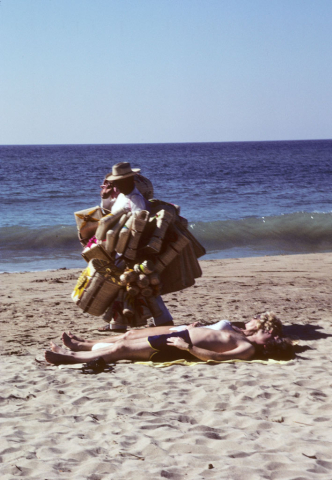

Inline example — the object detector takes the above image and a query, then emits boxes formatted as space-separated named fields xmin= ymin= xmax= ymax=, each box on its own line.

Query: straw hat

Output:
xmin=106 ymin=162 xmax=141 ymax=181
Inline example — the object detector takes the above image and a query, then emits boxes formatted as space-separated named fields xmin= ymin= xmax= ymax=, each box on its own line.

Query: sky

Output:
xmin=0 ymin=0 xmax=331 ymax=145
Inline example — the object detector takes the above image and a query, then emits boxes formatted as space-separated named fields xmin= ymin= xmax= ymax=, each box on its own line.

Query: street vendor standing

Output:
xmin=74 ymin=161 xmax=204 ymax=335
xmin=98 ymin=162 xmax=173 ymax=331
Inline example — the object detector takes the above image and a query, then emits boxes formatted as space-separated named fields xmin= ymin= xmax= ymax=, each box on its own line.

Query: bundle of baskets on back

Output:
xmin=73 ymin=193 xmax=205 ymax=329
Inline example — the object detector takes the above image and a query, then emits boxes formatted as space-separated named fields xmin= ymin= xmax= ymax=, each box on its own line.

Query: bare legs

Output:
xmin=45 ymin=337 xmax=154 ymax=365
xmin=62 ymin=326 xmax=177 ymax=352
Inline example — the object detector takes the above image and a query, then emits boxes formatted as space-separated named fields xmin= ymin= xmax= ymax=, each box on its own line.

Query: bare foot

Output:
xmin=68 ymin=332 xmax=86 ymax=342
xmin=62 ymin=332 xmax=92 ymax=351
xmin=45 ymin=350 xmax=77 ymax=365
xmin=44 ymin=348 xmax=103 ymax=365
xmin=50 ymin=341 xmax=71 ymax=354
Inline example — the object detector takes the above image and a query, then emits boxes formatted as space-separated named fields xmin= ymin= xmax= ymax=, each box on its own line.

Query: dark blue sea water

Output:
xmin=0 ymin=140 xmax=331 ymax=272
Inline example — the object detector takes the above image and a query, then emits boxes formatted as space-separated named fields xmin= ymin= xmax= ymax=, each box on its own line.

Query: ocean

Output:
xmin=0 ymin=140 xmax=331 ymax=273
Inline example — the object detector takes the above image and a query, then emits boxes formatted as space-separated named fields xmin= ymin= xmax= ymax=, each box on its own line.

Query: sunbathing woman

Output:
xmin=62 ymin=311 xmax=283 ymax=352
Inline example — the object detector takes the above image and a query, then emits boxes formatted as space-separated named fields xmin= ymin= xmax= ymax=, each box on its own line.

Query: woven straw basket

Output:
xmin=74 ymin=206 xmax=103 ymax=244
xmin=71 ymin=259 xmax=122 ymax=316
xmin=81 ymin=244 xmax=114 ymax=264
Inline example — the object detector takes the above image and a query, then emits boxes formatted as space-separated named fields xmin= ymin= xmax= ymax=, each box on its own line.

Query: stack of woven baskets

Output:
xmin=72 ymin=199 xmax=205 ymax=329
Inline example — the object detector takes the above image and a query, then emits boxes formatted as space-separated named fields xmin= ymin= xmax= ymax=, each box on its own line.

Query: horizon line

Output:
xmin=1 ymin=138 xmax=331 ymax=147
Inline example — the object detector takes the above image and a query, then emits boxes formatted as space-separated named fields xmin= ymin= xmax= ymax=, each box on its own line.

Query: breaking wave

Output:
xmin=1 ymin=212 xmax=332 ymax=259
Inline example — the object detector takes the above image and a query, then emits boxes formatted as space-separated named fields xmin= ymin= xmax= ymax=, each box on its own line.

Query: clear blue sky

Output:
xmin=1 ymin=0 xmax=331 ymax=145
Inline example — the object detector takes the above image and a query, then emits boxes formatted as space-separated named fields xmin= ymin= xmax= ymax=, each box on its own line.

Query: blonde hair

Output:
xmin=256 ymin=311 xmax=283 ymax=336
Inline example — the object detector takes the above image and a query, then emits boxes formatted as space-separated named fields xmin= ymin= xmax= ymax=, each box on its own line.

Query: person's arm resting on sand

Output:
xmin=167 ymin=337 xmax=255 ymax=361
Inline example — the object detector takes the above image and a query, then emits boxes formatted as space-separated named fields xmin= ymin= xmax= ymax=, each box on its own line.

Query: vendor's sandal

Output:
xmin=97 ymin=323 xmax=127 ymax=332
xmin=97 ymin=324 xmax=111 ymax=332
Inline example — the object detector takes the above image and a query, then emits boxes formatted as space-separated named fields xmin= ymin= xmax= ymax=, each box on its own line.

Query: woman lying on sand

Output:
xmin=62 ymin=311 xmax=283 ymax=352
xmin=45 ymin=312 xmax=293 ymax=365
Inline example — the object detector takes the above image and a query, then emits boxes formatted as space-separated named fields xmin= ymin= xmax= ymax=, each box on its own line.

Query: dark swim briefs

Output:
xmin=147 ymin=329 xmax=195 ymax=362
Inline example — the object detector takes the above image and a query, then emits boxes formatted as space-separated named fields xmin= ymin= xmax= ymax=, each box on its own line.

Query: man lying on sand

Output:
xmin=45 ymin=312 xmax=293 ymax=365
xmin=61 ymin=311 xmax=283 ymax=352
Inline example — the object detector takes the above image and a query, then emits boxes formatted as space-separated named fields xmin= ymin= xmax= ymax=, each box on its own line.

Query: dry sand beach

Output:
xmin=1 ymin=253 xmax=332 ymax=479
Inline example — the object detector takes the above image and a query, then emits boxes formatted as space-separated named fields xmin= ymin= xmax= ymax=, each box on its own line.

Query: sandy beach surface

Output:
xmin=1 ymin=253 xmax=332 ymax=480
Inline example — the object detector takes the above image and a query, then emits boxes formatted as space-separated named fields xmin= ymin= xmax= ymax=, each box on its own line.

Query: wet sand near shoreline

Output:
xmin=1 ymin=253 xmax=332 ymax=479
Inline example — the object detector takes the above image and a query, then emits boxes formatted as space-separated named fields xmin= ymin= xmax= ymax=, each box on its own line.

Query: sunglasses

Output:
xmin=100 ymin=181 xmax=113 ymax=188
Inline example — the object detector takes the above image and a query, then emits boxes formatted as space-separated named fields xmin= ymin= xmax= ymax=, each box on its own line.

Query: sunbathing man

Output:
xmin=45 ymin=317 xmax=293 ymax=365
xmin=61 ymin=311 xmax=283 ymax=352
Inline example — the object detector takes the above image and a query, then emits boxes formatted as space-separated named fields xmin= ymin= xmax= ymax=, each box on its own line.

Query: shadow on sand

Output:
xmin=283 ymin=324 xmax=332 ymax=357
xmin=283 ymin=323 xmax=332 ymax=341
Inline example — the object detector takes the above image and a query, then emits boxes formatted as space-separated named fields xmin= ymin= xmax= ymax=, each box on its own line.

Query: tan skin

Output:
xmin=61 ymin=318 xmax=263 ymax=352
xmin=100 ymin=180 xmax=115 ymax=201
xmin=62 ymin=323 xmax=201 ymax=351
xmin=45 ymin=328 xmax=274 ymax=365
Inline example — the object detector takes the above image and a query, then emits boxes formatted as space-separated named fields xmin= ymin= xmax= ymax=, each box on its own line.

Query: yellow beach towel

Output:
xmin=134 ymin=358 xmax=292 ymax=368
xmin=57 ymin=357 xmax=292 ymax=370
